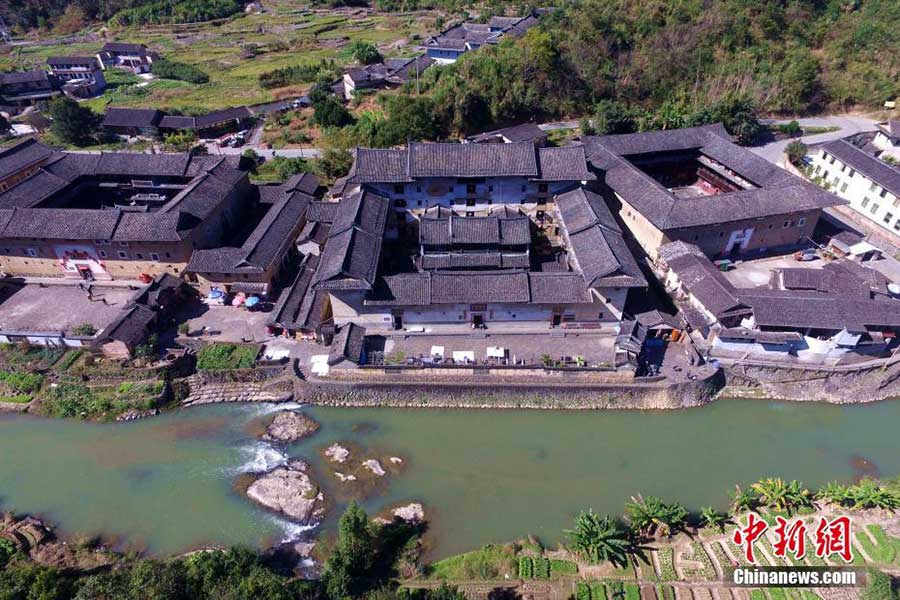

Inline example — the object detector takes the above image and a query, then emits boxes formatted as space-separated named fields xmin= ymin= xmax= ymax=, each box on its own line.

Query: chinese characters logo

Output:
xmin=731 ymin=514 xmax=853 ymax=564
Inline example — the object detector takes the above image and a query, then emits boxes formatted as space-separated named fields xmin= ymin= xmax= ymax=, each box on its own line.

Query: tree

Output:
xmin=49 ymin=97 xmax=100 ymax=146
xmin=729 ymin=485 xmax=757 ymax=515
xmin=861 ymin=568 xmax=897 ymax=600
xmin=54 ymin=4 xmax=86 ymax=34
xmin=163 ymin=131 xmax=197 ymax=152
xmin=324 ymin=502 xmax=377 ymax=600
xmin=564 ymin=509 xmax=631 ymax=567
xmin=750 ymin=478 xmax=813 ymax=514
xmin=848 ymin=479 xmax=900 ymax=511
xmin=316 ymin=147 xmax=353 ymax=180
xmin=624 ymin=495 xmax=688 ymax=538
xmin=313 ymin=96 xmax=354 ymax=128
xmin=786 ymin=141 xmax=808 ymax=166
xmin=699 ymin=506 xmax=728 ymax=533
xmin=372 ymin=94 xmax=443 ymax=147
xmin=349 ymin=41 xmax=383 ymax=65
xmin=592 ymin=100 xmax=637 ymax=135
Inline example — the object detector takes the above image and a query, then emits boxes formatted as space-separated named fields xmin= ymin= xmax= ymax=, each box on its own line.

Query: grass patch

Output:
xmin=0 ymin=371 xmax=44 ymax=394
xmin=590 ymin=582 xmax=609 ymax=600
xmin=0 ymin=394 xmax=32 ymax=404
xmin=196 ymin=343 xmax=259 ymax=370
xmin=39 ymin=381 xmax=166 ymax=420
xmin=428 ymin=544 xmax=518 ymax=580
xmin=517 ymin=556 xmax=533 ymax=579
xmin=533 ymin=556 xmax=551 ymax=579
xmin=575 ymin=582 xmax=590 ymax=600
xmin=623 ymin=583 xmax=640 ymax=600
xmin=550 ymin=558 xmax=578 ymax=576
xmin=749 ymin=591 xmax=766 ymax=600
xmin=858 ymin=525 xmax=899 ymax=565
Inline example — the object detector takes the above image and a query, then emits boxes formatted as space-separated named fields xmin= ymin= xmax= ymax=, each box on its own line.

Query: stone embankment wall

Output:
xmin=181 ymin=368 xmax=294 ymax=406
xmin=721 ymin=357 xmax=900 ymax=404
xmin=297 ymin=370 xmax=725 ymax=410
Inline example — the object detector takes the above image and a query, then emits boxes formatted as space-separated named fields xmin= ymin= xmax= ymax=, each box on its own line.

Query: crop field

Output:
xmin=0 ymin=1 xmax=435 ymax=112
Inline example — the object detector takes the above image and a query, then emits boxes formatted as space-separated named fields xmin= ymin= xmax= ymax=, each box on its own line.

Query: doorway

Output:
xmin=472 ymin=313 xmax=485 ymax=328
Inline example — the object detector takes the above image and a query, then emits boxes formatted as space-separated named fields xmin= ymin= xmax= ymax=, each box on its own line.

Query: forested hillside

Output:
xmin=419 ymin=0 xmax=899 ymax=135
xmin=0 ymin=0 xmax=243 ymax=31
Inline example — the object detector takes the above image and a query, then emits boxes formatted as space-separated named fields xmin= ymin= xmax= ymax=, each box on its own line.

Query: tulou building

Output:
xmin=584 ymin=124 xmax=844 ymax=259
xmin=0 ymin=140 xmax=316 ymax=297
xmin=305 ymin=142 xmax=646 ymax=334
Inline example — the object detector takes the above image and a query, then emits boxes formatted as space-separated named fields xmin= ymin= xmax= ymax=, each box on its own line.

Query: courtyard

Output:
xmin=373 ymin=332 xmax=617 ymax=368
xmin=0 ymin=282 xmax=136 ymax=336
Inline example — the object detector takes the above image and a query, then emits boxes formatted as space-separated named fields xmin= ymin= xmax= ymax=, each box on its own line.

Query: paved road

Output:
xmin=749 ymin=114 xmax=880 ymax=166
xmin=206 ymin=145 xmax=323 ymax=158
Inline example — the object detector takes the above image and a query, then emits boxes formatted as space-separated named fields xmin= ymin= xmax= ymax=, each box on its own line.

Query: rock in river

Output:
xmin=262 ymin=411 xmax=320 ymax=444
xmin=246 ymin=459 xmax=325 ymax=524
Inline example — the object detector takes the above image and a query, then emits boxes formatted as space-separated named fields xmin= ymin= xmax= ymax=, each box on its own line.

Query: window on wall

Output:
xmin=814 ymin=165 xmax=821 ymax=174
xmin=871 ymin=203 xmax=880 ymax=214
xmin=118 ymin=250 xmax=128 ymax=259
xmin=25 ymin=248 xmax=37 ymax=257
xmin=135 ymin=253 xmax=143 ymax=259
xmin=783 ymin=220 xmax=793 ymax=228
xmin=885 ymin=213 xmax=894 ymax=224
xmin=862 ymin=197 xmax=870 ymax=208
xmin=840 ymin=182 xmax=848 ymax=192
xmin=98 ymin=250 xmax=107 ymax=258
xmin=393 ymin=184 xmax=404 ymax=194
xmin=150 ymin=253 xmax=160 ymax=261
xmin=797 ymin=217 xmax=806 ymax=227
xmin=870 ymin=182 xmax=879 ymax=192
xmin=894 ymin=221 xmax=900 ymax=232
xmin=538 ymin=183 xmax=548 ymax=193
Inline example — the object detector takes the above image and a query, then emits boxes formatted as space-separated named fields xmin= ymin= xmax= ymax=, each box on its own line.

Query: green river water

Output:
xmin=1 ymin=399 xmax=899 ymax=559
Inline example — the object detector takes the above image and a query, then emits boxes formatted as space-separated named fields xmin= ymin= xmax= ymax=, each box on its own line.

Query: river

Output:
xmin=1 ymin=399 xmax=899 ymax=559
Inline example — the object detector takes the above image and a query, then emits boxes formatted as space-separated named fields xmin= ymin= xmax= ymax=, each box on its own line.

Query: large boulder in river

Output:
xmin=262 ymin=411 xmax=320 ymax=444
xmin=246 ymin=460 xmax=325 ymax=524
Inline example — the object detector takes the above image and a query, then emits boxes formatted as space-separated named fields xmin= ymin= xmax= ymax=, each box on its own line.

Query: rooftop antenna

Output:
xmin=0 ymin=16 xmax=12 ymax=45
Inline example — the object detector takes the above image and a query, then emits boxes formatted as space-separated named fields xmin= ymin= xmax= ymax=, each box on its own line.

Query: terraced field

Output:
xmin=1 ymin=1 xmax=435 ymax=112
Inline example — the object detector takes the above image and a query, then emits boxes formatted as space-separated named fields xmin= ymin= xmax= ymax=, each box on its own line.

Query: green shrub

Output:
xmin=590 ymin=583 xmax=609 ymax=600
xmin=258 ymin=60 xmax=339 ymax=89
xmin=623 ymin=583 xmax=640 ymax=600
xmin=151 ymin=59 xmax=209 ymax=84
xmin=517 ymin=556 xmax=533 ymax=579
xmin=533 ymin=557 xmax=550 ymax=579
xmin=575 ymin=582 xmax=590 ymax=600
xmin=0 ymin=371 xmax=44 ymax=394
xmin=0 ymin=538 xmax=16 ymax=567
xmin=196 ymin=344 xmax=258 ymax=370
xmin=70 ymin=323 xmax=97 ymax=336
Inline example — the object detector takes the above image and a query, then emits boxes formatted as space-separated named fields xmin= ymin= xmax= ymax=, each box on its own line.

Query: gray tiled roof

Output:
xmin=349 ymin=142 xmax=592 ymax=184
xmin=0 ymin=70 xmax=50 ymax=85
xmin=585 ymin=124 xmax=843 ymax=231
xmin=666 ymin=250 xmax=748 ymax=318
xmin=314 ymin=190 xmax=389 ymax=289
xmin=529 ymin=272 xmax=592 ymax=303
xmin=329 ymin=323 xmax=366 ymax=364
xmin=0 ymin=150 xmax=248 ymax=244
xmin=555 ymin=188 xmax=646 ymax=288
xmin=536 ymin=146 xmax=595 ymax=181
xmin=820 ymin=139 xmax=900 ymax=199
xmin=113 ymin=212 xmax=184 ymax=242
xmin=268 ymin=254 xmax=320 ymax=330
xmin=431 ymin=270 xmax=530 ymax=303
xmin=420 ymin=210 xmax=530 ymax=247
xmin=47 ymin=56 xmax=99 ymax=68
xmin=101 ymin=108 xmax=163 ymax=129
xmin=3 ymin=207 xmax=120 ymax=240
xmin=740 ymin=288 xmax=900 ymax=334
xmin=367 ymin=272 xmax=432 ymax=305
xmin=101 ymin=303 xmax=156 ymax=348
xmin=408 ymin=142 xmax=538 ymax=178
xmin=0 ymin=138 xmax=53 ymax=181
xmin=187 ymin=191 xmax=311 ymax=274
xmin=307 ymin=200 xmax=340 ymax=223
